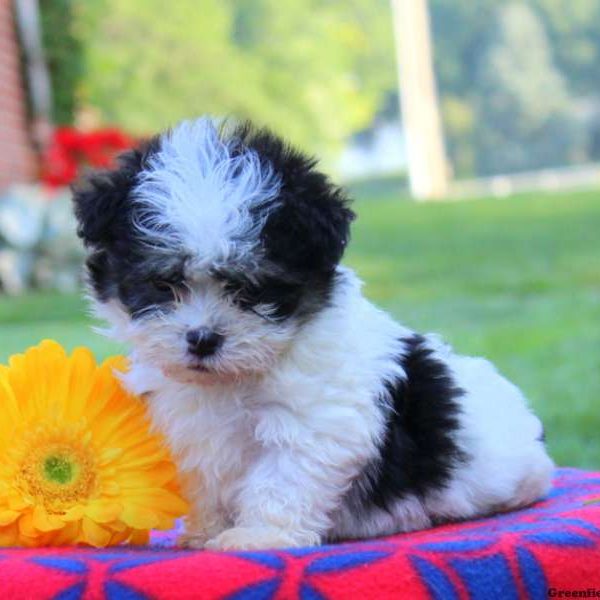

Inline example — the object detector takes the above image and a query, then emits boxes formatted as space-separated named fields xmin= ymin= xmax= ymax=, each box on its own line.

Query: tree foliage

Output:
xmin=73 ymin=0 xmax=395 ymax=159
xmin=430 ymin=0 xmax=599 ymax=176
xmin=472 ymin=2 xmax=582 ymax=175
xmin=532 ymin=0 xmax=600 ymax=96
xmin=39 ymin=0 xmax=83 ymax=124
xmin=41 ymin=0 xmax=600 ymax=175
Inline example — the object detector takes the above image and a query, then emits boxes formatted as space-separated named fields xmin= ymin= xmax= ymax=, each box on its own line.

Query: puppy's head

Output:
xmin=74 ymin=118 xmax=354 ymax=385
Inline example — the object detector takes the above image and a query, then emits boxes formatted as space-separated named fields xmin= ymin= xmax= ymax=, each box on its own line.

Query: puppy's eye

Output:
xmin=152 ymin=280 xmax=173 ymax=292
xmin=150 ymin=276 xmax=183 ymax=294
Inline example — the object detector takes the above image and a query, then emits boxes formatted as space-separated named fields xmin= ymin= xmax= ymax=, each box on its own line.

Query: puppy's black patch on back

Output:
xmin=353 ymin=334 xmax=468 ymax=512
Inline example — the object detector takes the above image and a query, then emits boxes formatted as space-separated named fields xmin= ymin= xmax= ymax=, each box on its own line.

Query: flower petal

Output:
xmin=32 ymin=506 xmax=66 ymax=532
xmin=85 ymin=502 xmax=122 ymax=523
xmin=129 ymin=529 xmax=150 ymax=545
xmin=62 ymin=505 xmax=86 ymax=522
xmin=18 ymin=512 xmax=41 ymax=538
xmin=0 ymin=510 xmax=20 ymax=526
xmin=120 ymin=505 xmax=159 ymax=529
xmin=127 ymin=488 xmax=190 ymax=516
xmin=8 ymin=495 xmax=30 ymax=511
xmin=82 ymin=517 xmax=112 ymax=548
xmin=0 ymin=523 xmax=19 ymax=546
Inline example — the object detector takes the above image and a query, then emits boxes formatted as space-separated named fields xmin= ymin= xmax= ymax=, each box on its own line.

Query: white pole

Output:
xmin=391 ymin=0 xmax=449 ymax=200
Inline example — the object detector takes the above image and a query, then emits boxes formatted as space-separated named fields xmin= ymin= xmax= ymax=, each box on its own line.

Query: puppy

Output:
xmin=73 ymin=117 xmax=554 ymax=550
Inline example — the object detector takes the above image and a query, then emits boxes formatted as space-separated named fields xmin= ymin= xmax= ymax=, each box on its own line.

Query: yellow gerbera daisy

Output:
xmin=0 ymin=340 xmax=188 ymax=547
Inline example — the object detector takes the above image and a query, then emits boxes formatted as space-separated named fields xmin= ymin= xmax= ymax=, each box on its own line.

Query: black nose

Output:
xmin=186 ymin=327 xmax=224 ymax=358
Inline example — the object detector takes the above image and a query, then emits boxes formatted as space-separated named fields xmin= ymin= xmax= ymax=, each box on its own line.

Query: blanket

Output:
xmin=1 ymin=468 xmax=599 ymax=599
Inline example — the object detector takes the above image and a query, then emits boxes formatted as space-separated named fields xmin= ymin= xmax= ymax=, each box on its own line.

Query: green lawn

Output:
xmin=1 ymin=189 xmax=598 ymax=468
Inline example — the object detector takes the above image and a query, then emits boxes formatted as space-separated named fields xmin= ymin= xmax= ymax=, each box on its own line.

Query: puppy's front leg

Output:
xmin=178 ymin=471 xmax=230 ymax=549
xmin=205 ymin=439 xmax=355 ymax=551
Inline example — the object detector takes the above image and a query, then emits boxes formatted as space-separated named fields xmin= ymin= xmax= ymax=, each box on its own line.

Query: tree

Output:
xmin=532 ymin=0 xmax=600 ymax=97
xmin=429 ymin=0 xmax=598 ymax=176
xmin=39 ymin=0 xmax=83 ymax=124
xmin=429 ymin=0 xmax=498 ymax=176
xmin=472 ymin=2 xmax=582 ymax=175
xmin=72 ymin=0 xmax=395 ymax=160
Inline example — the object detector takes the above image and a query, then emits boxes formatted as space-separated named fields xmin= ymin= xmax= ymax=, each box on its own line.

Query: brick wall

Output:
xmin=0 ymin=0 xmax=37 ymax=189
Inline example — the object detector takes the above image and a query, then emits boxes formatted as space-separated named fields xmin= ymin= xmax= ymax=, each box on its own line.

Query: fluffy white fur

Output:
xmin=83 ymin=117 xmax=553 ymax=551
xmin=99 ymin=268 xmax=553 ymax=550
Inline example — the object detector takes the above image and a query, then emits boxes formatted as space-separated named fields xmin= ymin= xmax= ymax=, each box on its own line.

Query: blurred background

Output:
xmin=0 ymin=0 xmax=598 ymax=467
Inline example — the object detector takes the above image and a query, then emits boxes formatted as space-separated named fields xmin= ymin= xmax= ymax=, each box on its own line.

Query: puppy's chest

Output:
xmin=148 ymin=385 xmax=278 ymax=478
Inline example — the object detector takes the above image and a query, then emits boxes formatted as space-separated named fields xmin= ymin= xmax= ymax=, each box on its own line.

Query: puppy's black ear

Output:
xmin=237 ymin=125 xmax=355 ymax=275
xmin=263 ymin=166 xmax=355 ymax=275
xmin=72 ymin=138 xmax=159 ymax=246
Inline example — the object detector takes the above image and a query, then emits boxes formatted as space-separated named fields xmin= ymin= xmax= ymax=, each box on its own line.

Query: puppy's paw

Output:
xmin=178 ymin=514 xmax=230 ymax=549
xmin=205 ymin=526 xmax=318 ymax=551
xmin=178 ymin=531 xmax=209 ymax=550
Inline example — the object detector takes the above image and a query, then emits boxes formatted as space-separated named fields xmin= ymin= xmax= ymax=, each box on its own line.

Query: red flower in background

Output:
xmin=41 ymin=127 xmax=136 ymax=188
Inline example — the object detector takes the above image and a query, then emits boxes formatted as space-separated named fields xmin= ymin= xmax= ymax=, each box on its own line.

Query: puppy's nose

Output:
xmin=186 ymin=327 xmax=224 ymax=358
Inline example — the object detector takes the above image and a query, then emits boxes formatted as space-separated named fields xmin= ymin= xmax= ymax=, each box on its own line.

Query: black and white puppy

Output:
xmin=73 ymin=117 xmax=553 ymax=550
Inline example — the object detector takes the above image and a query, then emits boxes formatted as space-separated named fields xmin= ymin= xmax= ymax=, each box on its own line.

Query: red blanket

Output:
xmin=1 ymin=468 xmax=599 ymax=599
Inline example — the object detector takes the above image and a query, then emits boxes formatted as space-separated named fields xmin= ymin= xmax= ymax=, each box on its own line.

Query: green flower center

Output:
xmin=44 ymin=455 xmax=74 ymax=485
xmin=17 ymin=441 xmax=96 ymax=510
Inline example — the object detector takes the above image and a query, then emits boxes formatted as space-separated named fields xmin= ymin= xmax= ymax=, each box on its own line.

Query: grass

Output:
xmin=1 ymin=188 xmax=598 ymax=468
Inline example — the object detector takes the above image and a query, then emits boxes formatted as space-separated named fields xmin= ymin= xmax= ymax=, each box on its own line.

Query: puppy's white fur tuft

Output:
xmin=133 ymin=117 xmax=281 ymax=268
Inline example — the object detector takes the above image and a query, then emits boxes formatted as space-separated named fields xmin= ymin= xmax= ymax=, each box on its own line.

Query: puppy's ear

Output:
xmin=237 ymin=125 xmax=355 ymax=275
xmin=263 ymin=169 xmax=355 ymax=275
xmin=72 ymin=138 xmax=159 ymax=246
